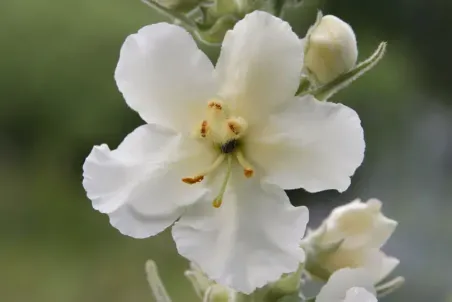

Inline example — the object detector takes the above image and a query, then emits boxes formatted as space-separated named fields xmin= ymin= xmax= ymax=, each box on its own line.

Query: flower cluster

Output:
xmin=82 ymin=2 xmax=402 ymax=301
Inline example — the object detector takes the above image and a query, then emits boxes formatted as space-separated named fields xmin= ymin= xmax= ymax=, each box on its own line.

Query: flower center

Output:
xmin=181 ymin=99 xmax=254 ymax=208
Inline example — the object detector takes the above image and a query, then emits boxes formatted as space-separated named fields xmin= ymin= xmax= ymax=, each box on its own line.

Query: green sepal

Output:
xmin=145 ymin=260 xmax=173 ymax=302
xmin=304 ymin=42 xmax=387 ymax=101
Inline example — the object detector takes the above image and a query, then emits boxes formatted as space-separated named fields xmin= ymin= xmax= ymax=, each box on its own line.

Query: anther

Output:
xmin=225 ymin=117 xmax=248 ymax=139
xmin=236 ymin=150 xmax=254 ymax=178
xmin=182 ymin=176 xmax=204 ymax=184
xmin=207 ymin=100 xmax=223 ymax=111
xmin=244 ymin=168 xmax=254 ymax=178
xmin=200 ymin=120 xmax=208 ymax=138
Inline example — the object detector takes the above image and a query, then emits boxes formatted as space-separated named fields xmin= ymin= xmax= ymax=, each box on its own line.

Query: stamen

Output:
xmin=182 ymin=175 xmax=204 ymax=184
xmin=207 ymin=100 xmax=223 ymax=111
xmin=213 ymin=156 xmax=232 ymax=208
xmin=226 ymin=117 xmax=248 ymax=138
xmin=200 ymin=120 xmax=208 ymax=138
xmin=236 ymin=150 xmax=254 ymax=178
xmin=182 ymin=154 xmax=226 ymax=185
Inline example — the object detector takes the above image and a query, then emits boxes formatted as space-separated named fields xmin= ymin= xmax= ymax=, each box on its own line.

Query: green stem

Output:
xmin=273 ymin=0 xmax=286 ymax=17
xmin=141 ymin=0 xmax=197 ymax=31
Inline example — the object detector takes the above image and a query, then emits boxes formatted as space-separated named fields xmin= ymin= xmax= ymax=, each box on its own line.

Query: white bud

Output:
xmin=304 ymin=199 xmax=400 ymax=284
xmin=321 ymin=199 xmax=397 ymax=250
xmin=316 ymin=268 xmax=377 ymax=302
xmin=304 ymin=15 xmax=358 ymax=84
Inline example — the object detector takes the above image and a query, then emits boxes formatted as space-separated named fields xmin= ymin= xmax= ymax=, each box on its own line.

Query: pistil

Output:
xmin=212 ymin=155 xmax=232 ymax=208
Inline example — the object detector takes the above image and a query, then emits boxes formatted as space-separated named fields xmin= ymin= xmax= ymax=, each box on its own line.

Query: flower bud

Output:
xmin=304 ymin=199 xmax=399 ymax=283
xmin=155 ymin=0 xmax=201 ymax=12
xmin=204 ymin=284 xmax=234 ymax=302
xmin=321 ymin=199 xmax=397 ymax=249
xmin=304 ymin=15 xmax=358 ymax=84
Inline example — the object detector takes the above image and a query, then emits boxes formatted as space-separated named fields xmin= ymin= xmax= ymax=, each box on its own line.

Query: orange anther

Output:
xmin=208 ymin=101 xmax=222 ymax=110
xmin=200 ymin=120 xmax=208 ymax=138
xmin=244 ymin=168 xmax=254 ymax=178
xmin=228 ymin=122 xmax=239 ymax=135
xmin=182 ymin=176 xmax=204 ymax=184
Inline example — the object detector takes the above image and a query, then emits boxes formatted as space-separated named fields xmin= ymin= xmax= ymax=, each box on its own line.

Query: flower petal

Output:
xmin=172 ymin=167 xmax=309 ymax=294
xmin=362 ymin=250 xmax=399 ymax=283
xmin=246 ymin=95 xmax=365 ymax=193
xmin=83 ymin=124 xmax=215 ymax=238
xmin=316 ymin=268 xmax=375 ymax=302
xmin=108 ymin=207 xmax=183 ymax=239
xmin=323 ymin=199 xmax=397 ymax=249
xmin=115 ymin=23 xmax=216 ymax=131
xmin=215 ymin=11 xmax=303 ymax=123
xmin=344 ymin=287 xmax=378 ymax=302
xmin=377 ymin=255 xmax=399 ymax=283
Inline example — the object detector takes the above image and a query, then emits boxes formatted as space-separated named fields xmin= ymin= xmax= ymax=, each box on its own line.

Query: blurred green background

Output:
xmin=1 ymin=0 xmax=451 ymax=301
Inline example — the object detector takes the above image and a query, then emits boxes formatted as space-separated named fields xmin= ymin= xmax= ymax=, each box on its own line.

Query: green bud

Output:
xmin=154 ymin=0 xmax=201 ymax=12
xmin=204 ymin=284 xmax=234 ymax=302
xmin=195 ymin=15 xmax=238 ymax=45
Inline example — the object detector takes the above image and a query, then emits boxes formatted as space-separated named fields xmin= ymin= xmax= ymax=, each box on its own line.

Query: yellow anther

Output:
xmin=212 ymin=197 xmax=222 ymax=208
xmin=236 ymin=150 xmax=254 ymax=178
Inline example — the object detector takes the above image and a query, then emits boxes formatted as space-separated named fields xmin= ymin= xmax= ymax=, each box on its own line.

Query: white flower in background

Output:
xmin=307 ymin=199 xmax=399 ymax=283
xmin=83 ymin=11 xmax=365 ymax=293
xmin=316 ymin=268 xmax=377 ymax=302
xmin=304 ymin=15 xmax=358 ymax=84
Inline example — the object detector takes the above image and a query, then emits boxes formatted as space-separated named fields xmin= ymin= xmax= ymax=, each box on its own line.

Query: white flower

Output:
xmin=316 ymin=268 xmax=377 ymax=302
xmin=83 ymin=11 xmax=365 ymax=293
xmin=304 ymin=15 xmax=358 ymax=84
xmin=311 ymin=199 xmax=399 ymax=283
